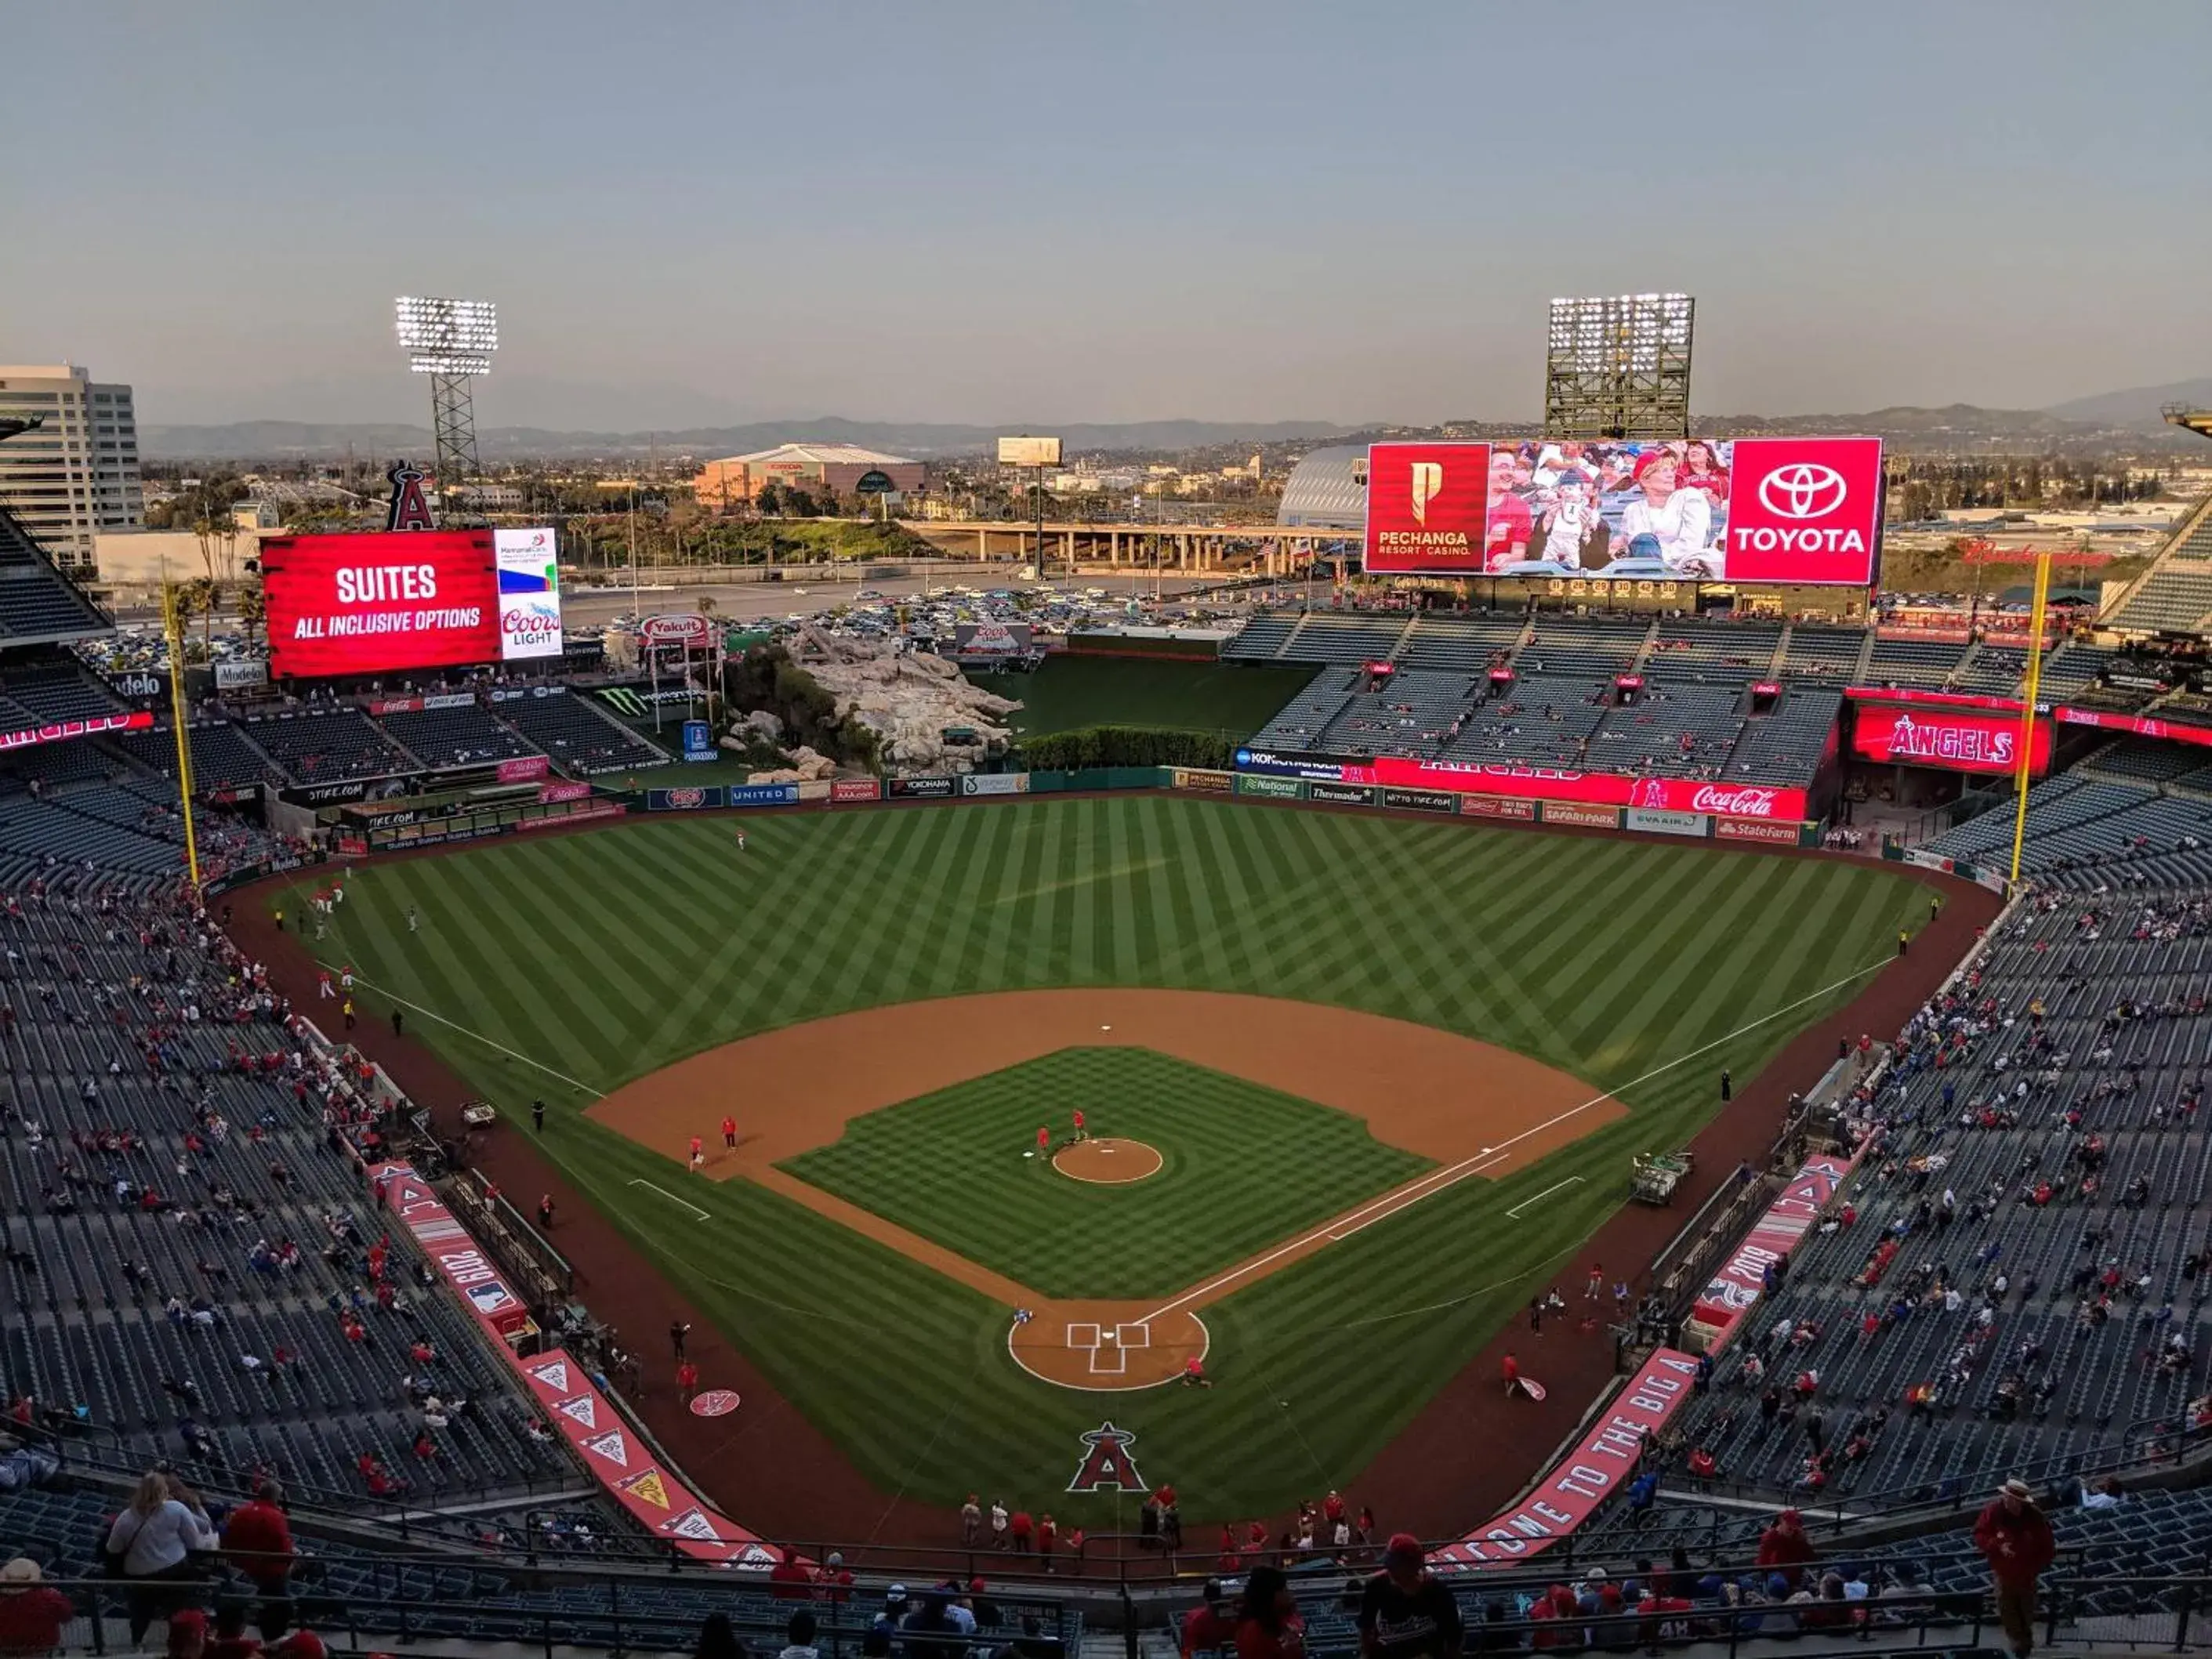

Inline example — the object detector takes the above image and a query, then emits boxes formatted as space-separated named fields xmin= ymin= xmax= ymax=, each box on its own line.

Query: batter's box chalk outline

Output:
xmin=1087 ymin=1342 xmax=1129 ymax=1375
xmin=1065 ymin=1322 xmax=1102 ymax=1349
xmin=1115 ymin=1322 xmax=1150 ymax=1350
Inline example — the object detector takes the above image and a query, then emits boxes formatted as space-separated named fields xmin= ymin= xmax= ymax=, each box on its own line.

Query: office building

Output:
xmin=0 ymin=364 xmax=144 ymax=570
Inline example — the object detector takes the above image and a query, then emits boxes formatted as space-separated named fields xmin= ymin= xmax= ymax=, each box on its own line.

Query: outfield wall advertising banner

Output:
xmin=1690 ymin=1154 xmax=1858 ymax=1338
xmin=1852 ymin=706 xmax=2051 ymax=777
xmin=496 ymin=755 xmax=549 ymax=784
xmin=831 ymin=778 xmax=882 ymax=802
xmin=1233 ymin=746 xmax=1365 ymax=781
xmin=1365 ymin=436 xmax=1883 ymax=584
xmin=887 ymin=776 xmax=956 ymax=799
xmin=1542 ymin=800 xmax=1620 ymax=829
xmin=262 ymin=530 xmax=501 ymax=677
xmin=1461 ymin=795 xmax=1538 ymax=820
xmin=727 ymin=783 xmax=799 ymax=807
xmin=1626 ymin=807 xmax=1709 ymax=837
xmin=1308 ymin=781 xmax=1376 ymax=806
xmin=1433 ymin=1349 xmax=1703 ymax=1569
xmin=648 ymin=786 xmax=720 ymax=811
xmin=1171 ymin=767 xmax=1235 ymax=793
xmin=1714 ymin=816 xmax=1804 ymax=846
xmin=538 ymin=781 xmax=592 ymax=803
xmin=961 ymin=773 xmax=1029 ymax=795
xmin=1380 ymin=786 xmax=1456 ymax=813
xmin=1235 ymin=773 xmax=1304 ymax=800
xmin=493 ymin=527 xmax=564 ymax=660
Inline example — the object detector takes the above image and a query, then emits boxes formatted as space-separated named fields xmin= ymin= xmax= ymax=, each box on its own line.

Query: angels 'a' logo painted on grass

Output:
xmin=1067 ymin=1421 xmax=1148 ymax=1493
xmin=690 ymin=1388 xmax=742 ymax=1417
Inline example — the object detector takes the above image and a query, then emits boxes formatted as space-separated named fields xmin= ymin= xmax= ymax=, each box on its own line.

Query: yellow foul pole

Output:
xmin=161 ymin=579 xmax=202 ymax=890
xmin=2007 ymin=549 xmax=2053 ymax=886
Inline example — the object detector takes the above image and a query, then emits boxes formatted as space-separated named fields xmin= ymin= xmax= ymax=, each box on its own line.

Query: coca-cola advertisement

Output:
xmin=1852 ymin=706 xmax=2051 ymax=777
xmin=1365 ymin=756 xmax=1808 ymax=820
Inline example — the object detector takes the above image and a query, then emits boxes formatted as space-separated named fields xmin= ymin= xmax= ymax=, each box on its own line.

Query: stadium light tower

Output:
xmin=394 ymin=295 xmax=497 ymax=490
xmin=1543 ymin=293 xmax=1694 ymax=440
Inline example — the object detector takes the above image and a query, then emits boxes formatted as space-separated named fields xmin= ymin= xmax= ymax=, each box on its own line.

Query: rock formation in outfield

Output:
xmin=785 ymin=627 xmax=1021 ymax=774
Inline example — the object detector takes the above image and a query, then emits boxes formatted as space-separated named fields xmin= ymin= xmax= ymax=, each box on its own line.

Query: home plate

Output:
xmin=1101 ymin=1024 xmax=1112 ymax=1031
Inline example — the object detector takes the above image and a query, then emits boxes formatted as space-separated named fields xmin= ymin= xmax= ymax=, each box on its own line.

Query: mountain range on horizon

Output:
xmin=138 ymin=377 xmax=2212 ymax=464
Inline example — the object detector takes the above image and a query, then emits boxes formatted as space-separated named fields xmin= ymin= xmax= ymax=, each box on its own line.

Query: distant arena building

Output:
xmin=1275 ymin=444 xmax=1365 ymax=532
xmin=691 ymin=443 xmax=924 ymax=508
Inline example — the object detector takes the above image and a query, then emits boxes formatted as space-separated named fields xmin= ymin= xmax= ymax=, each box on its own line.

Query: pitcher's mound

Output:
xmin=1053 ymin=1138 xmax=1162 ymax=1185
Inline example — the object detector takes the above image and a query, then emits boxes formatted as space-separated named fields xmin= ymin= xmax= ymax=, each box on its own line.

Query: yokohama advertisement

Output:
xmin=263 ymin=531 xmax=500 ymax=677
xmin=1690 ymin=1154 xmax=1857 ymax=1338
xmin=1433 ymin=1349 xmax=1703 ymax=1569
xmin=1365 ymin=436 xmax=1882 ymax=584
xmin=1853 ymin=706 xmax=2051 ymax=777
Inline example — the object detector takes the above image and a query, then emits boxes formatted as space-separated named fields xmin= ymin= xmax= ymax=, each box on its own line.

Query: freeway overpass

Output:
xmin=897 ymin=519 xmax=1347 ymax=575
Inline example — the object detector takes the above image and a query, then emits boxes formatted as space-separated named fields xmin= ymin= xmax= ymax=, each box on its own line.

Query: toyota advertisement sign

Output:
xmin=264 ymin=528 xmax=566 ymax=679
xmin=1853 ymin=706 xmax=2051 ymax=777
xmin=1363 ymin=435 xmax=1882 ymax=585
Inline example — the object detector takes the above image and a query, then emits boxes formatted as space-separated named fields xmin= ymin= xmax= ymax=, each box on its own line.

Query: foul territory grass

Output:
xmin=296 ymin=794 xmax=1931 ymax=1527
xmin=782 ymin=1047 xmax=1432 ymax=1299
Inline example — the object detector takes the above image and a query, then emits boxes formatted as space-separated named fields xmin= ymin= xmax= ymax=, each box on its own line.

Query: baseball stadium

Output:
xmin=9 ymin=375 xmax=2212 ymax=1658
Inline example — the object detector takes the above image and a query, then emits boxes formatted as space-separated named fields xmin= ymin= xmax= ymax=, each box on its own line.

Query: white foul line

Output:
xmin=321 ymin=962 xmax=605 ymax=1099
xmin=628 ymin=1179 xmax=709 ymax=1221
xmin=1135 ymin=955 xmax=1892 ymax=1328
xmin=1507 ymin=1176 xmax=1587 ymax=1219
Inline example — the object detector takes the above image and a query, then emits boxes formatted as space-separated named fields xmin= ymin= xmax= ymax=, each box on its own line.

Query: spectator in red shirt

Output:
xmin=1234 ymin=1566 xmax=1305 ymax=1659
xmin=1009 ymin=1510 xmax=1034 ymax=1554
xmin=1182 ymin=1580 xmax=1235 ymax=1659
xmin=0 ymin=1557 xmax=75 ymax=1654
xmin=676 ymin=1360 xmax=699 ymax=1404
xmin=1756 ymin=1508 xmax=1816 ymax=1587
xmin=1038 ymin=1514 xmax=1057 ymax=1570
xmin=222 ymin=1480 xmax=297 ymax=1635
xmin=768 ymin=1547 xmax=814 ymax=1600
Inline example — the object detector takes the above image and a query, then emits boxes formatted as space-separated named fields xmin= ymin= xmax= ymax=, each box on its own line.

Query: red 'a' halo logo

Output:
xmin=1066 ymin=1421 xmax=1149 ymax=1493
xmin=385 ymin=461 xmax=436 ymax=531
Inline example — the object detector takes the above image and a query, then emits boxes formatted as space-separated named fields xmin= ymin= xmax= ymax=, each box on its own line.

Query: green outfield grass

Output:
xmin=295 ymin=794 xmax=1931 ymax=1528
xmin=782 ymin=1047 xmax=1434 ymax=1299
xmin=969 ymin=654 xmax=1316 ymax=739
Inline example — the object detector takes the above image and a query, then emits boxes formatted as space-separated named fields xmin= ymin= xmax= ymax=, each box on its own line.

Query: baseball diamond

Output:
xmin=271 ymin=791 xmax=1941 ymax=1533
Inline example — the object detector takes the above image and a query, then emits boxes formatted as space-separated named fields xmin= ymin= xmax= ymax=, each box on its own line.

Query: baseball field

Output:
xmin=284 ymin=794 xmax=1931 ymax=1534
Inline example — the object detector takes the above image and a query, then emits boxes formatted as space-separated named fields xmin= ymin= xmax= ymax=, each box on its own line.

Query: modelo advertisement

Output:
xmin=1364 ymin=436 xmax=1882 ymax=585
xmin=1852 ymin=706 xmax=2051 ymax=777
xmin=494 ymin=527 xmax=564 ymax=661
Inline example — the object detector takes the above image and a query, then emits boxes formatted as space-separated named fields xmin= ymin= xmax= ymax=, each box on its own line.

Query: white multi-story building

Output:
xmin=0 ymin=364 xmax=143 ymax=570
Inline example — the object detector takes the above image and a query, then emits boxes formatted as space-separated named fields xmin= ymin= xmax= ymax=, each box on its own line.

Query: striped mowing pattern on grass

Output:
xmin=299 ymin=795 xmax=1929 ymax=1524
xmin=781 ymin=1047 xmax=1434 ymax=1299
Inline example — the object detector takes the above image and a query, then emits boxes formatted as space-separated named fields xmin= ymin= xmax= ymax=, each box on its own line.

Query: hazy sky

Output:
xmin=7 ymin=1 xmax=2209 ymax=430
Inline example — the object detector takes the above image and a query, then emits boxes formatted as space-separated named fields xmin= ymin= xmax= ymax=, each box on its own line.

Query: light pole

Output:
xmin=393 ymin=297 xmax=496 ymax=498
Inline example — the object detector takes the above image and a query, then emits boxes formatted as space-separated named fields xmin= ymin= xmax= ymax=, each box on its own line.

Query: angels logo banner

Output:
xmin=1691 ymin=1154 xmax=1858 ymax=1335
xmin=1067 ymin=1422 xmax=1149 ymax=1493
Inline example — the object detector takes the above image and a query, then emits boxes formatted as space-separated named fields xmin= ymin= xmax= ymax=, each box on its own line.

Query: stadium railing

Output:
xmin=9 ymin=1555 xmax=2207 ymax=1658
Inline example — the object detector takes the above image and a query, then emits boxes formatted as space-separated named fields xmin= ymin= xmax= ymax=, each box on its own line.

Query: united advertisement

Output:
xmin=1364 ymin=436 xmax=1882 ymax=585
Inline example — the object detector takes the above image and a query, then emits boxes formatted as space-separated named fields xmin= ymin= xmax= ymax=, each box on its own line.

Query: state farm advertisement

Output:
xmin=1364 ymin=435 xmax=1882 ymax=585
xmin=1365 ymin=442 xmax=1493 ymax=574
xmin=263 ymin=531 xmax=499 ymax=678
xmin=1853 ymin=705 xmax=2051 ymax=777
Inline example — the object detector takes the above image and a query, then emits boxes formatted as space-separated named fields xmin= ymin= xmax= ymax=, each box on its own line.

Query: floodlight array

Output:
xmin=394 ymin=296 xmax=499 ymax=376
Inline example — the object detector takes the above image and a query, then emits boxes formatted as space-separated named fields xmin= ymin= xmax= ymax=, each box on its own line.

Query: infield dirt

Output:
xmin=586 ymin=989 xmax=1626 ymax=1387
